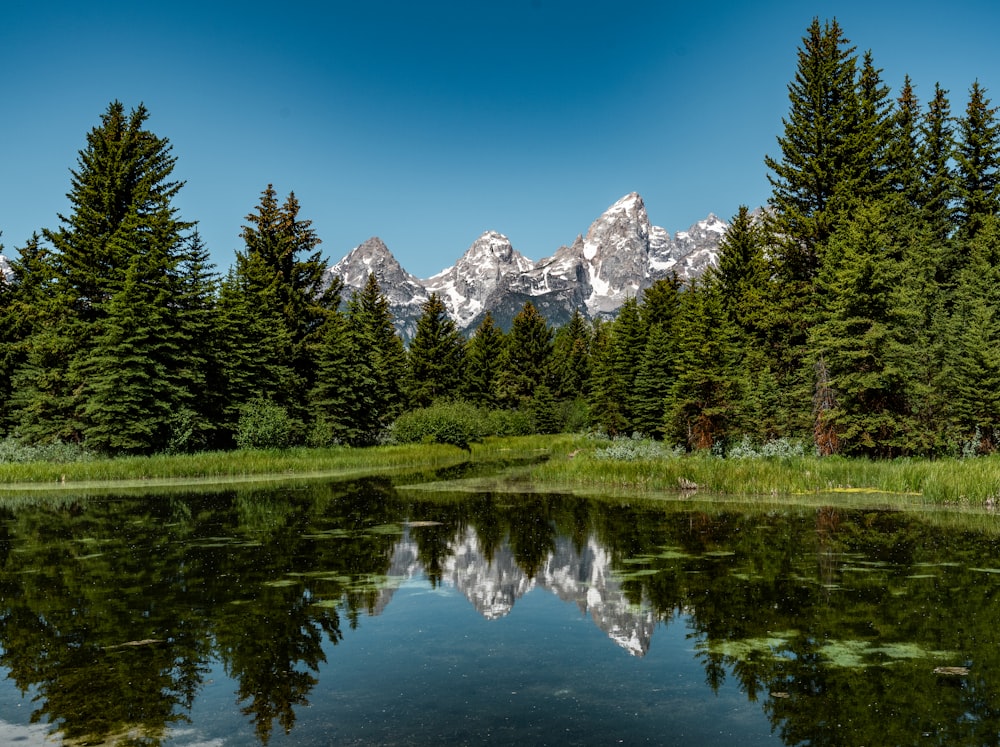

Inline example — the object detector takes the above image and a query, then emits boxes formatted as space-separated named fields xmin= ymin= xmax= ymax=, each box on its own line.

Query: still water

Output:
xmin=2 ymin=470 xmax=1000 ymax=745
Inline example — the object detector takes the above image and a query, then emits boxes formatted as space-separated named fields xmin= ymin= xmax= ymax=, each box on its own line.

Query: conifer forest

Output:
xmin=2 ymin=18 xmax=999 ymax=460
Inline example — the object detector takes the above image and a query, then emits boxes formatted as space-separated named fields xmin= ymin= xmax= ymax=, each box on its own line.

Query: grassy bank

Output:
xmin=1 ymin=434 xmax=998 ymax=505
xmin=522 ymin=435 xmax=1000 ymax=505
xmin=0 ymin=442 xmax=473 ymax=489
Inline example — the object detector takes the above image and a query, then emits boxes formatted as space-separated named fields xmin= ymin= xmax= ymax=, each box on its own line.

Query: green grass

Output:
xmin=2 ymin=433 xmax=999 ymax=506
xmin=0 ymin=442 xmax=473 ymax=489
xmin=523 ymin=436 xmax=1000 ymax=505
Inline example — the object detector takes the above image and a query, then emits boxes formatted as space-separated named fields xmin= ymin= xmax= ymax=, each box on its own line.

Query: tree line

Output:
xmin=1 ymin=17 xmax=999 ymax=458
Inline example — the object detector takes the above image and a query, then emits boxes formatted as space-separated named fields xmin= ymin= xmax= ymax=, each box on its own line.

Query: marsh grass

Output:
xmin=0 ymin=443 xmax=473 ymax=489
xmin=527 ymin=437 xmax=1000 ymax=505
xmin=2 ymin=433 xmax=998 ymax=506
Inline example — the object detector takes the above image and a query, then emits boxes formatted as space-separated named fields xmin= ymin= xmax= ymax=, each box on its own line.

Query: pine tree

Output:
xmin=955 ymin=81 xmax=1000 ymax=242
xmin=16 ymin=102 xmax=195 ymax=449
xmin=632 ymin=323 xmax=674 ymax=439
xmin=168 ymin=231 xmax=221 ymax=450
xmin=765 ymin=17 xmax=861 ymax=279
xmin=946 ymin=216 xmax=1000 ymax=452
xmin=461 ymin=312 xmax=505 ymax=408
xmin=345 ymin=274 xmax=408 ymax=444
xmin=807 ymin=203 xmax=918 ymax=457
xmin=588 ymin=298 xmax=646 ymax=436
xmin=887 ymin=76 xmax=924 ymax=213
xmin=45 ymin=101 xmax=192 ymax=317
xmin=496 ymin=301 xmax=552 ymax=408
xmin=919 ymin=83 xmax=957 ymax=246
xmin=407 ymin=293 xmax=465 ymax=408
xmin=709 ymin=206 xmax=770 ymax=339
xmin=74 ymin=257 xmax=180 ymax=454
xmin=550 ymin=309 xmax=592 ymax=402
xmin=666 ymin=279 xmax=745 ymax=450
xmin=235 ymin=185 xmax=340 ymax=423
xmin=308 ymin=310 xmax=360 ymax=446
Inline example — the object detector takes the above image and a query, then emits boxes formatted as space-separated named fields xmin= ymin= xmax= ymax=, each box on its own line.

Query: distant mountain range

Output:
xmin=329 ymin=193 xmax=729 ymax=338
xmin=0 ymin=194 xmax=729 ymax=338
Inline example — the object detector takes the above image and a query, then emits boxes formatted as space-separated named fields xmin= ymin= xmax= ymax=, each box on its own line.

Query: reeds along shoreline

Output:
xmin=0 ymin=434 xmax=998 ymax=506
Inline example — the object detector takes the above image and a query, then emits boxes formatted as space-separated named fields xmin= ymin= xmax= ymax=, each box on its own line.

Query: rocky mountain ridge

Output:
xmin=329 ymin=193 xmax=729 ymax=337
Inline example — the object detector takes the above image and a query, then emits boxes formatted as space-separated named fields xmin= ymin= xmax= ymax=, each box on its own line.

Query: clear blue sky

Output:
xmin=2 ymin=0 xmax=999 ymax=278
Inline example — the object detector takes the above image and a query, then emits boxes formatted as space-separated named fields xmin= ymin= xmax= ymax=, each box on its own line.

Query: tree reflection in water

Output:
xmin=2 ymin=479 xmax=1000 ymax=745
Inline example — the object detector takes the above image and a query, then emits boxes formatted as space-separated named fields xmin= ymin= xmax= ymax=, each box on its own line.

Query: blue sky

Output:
xmin=2 ymin=0 xmax=999 ymax=278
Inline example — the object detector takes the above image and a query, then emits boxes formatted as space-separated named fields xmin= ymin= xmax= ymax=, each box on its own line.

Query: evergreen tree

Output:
xmin=407 ymin=293 xmax=465 ymax=408
xmin=666 ymin=279 xmax=744 ymax=450
xmin=307 ymin=310 xmax=360 ymax=446
xmin=955 ymin=81 xmax=1000 ymax=242
xmin=919 ymin=83 xmax=957 ymax=246
xmin=640 ymin=273 xmax=683 ymax=330
xmin=807 ymin=203 xmax=919 ymax=457
xmin=550 ymin=309 xmax=591 ymax=402
xmin=74 ymin=257 xmax=180 ymax=454
xmin=345 ymin=274 xmax=408 ymax=444
xmin=887 ymin=76 xmax=924 ymax=213
xmin=234 ymin=185 xmax=340 ymax=423
xmin=632 ymin=323 xmax=674 ymax=439
xmin=764 ymin=17 xmax=861 ymax=279
xmin=588 ymin=298 xmax=646 ymax=436
xmin=44 ymin=101 xmax=192 ymax=317
xmin=15 ymin=102 xmax=196 ymax=449
xmin=216 ymin=254 xmax=299 ymax=437
xmin=709 ymin=206 xmax=770 ymax=340
xmin=150 ymin=230 xmax=221 ymax=451
xmin=946 ymin=216 xmax=1000 ymax=452
xmin=461 ymin=312 xmax=505 ymax=408
xmin=496 ymin=301 xmax=552 ymax=408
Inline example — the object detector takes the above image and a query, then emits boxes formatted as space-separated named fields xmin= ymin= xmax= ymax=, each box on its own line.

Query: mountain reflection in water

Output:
xmin=2 ymin=479 xmax=1000 ymax=746
xmin=383 ymin=525 xmax=656 ymax=655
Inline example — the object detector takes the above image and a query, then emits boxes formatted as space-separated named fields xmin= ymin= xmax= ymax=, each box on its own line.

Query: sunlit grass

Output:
xmin=2 ymin=433 xmax=999 ymax=506
xmin=0 ymin=443 xmax=472 ymax=489
xmin=525 ymin=437 xmax=1000 ymax=505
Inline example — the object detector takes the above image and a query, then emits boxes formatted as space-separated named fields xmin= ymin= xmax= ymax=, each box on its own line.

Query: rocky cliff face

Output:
xmin=329 ymin=193 xmax=728 ymax=337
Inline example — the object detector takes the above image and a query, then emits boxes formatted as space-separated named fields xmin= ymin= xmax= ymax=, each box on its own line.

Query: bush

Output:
xmin=592 ymin=435 xmax=684 ymax=461
xmin=389 ymin=401 xmax=489 ymax=449
xmin=0 ymin=437 xmax=94 ymax=464
xmin=726 ymin=435 xmax=808 ymax=459
xmin=235 ymin=399 xmax=297 ymax=450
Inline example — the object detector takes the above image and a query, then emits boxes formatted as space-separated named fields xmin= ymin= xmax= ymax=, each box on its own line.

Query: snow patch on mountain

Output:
xmin=328 ymin=193 xmax=729 ymax=337
xmin=0 ymin=255 xmax=10 ymax=281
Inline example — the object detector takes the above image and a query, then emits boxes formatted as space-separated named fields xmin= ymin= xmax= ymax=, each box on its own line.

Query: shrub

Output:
xmin=0 ymin=437 xmax=94 ymax=464
xmin=726 ymin=435 xmax=808 ymax=459
xmin=389 ymin=401 xmax=489 ymax=449
xmin=235 ymin=399 xmax=297 ymax=450
xmin=592 ymin=435 xmax=684 ymax=461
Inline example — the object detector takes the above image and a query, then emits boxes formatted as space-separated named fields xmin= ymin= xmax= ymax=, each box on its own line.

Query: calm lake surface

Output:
xmin=3 ymin=466 xmax=1000 ymax=745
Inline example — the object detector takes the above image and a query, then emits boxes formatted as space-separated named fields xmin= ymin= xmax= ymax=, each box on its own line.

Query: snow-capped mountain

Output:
xmin=329 ymin=236 xmax=429 ymax=340
xmin=329 ymin=193 xmax=728 ymax=337
xmin=0 ymin=255 xmax=10 ymax=281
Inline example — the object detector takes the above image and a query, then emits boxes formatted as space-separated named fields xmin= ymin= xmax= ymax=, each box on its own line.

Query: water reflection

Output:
xmin=2 ymin=478 xmax=1000 ymax=745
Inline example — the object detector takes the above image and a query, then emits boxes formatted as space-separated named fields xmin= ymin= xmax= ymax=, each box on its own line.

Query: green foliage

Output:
xmin=0 ymin=437 xmax=94 ymax=464
xmin=235 ymin=399 xmax=298 ymax=450
xmin=496 ymin=301 xmax=552 ymax=407
xmin=389 ymin=400 xmax=488 ymax=449
xmin=462 ymin=312 xmax=505 ymax=407
xmin=407 ymin=293 xmax=465 ymax=408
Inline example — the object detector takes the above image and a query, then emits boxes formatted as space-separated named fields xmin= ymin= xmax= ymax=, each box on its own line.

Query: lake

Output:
xmin=2 ymin=468 xmax=1000 ymax=745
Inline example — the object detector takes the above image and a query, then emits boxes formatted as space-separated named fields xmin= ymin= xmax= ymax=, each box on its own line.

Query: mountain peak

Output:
xmin=327 ymin=194 xmax=729 ymax=338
